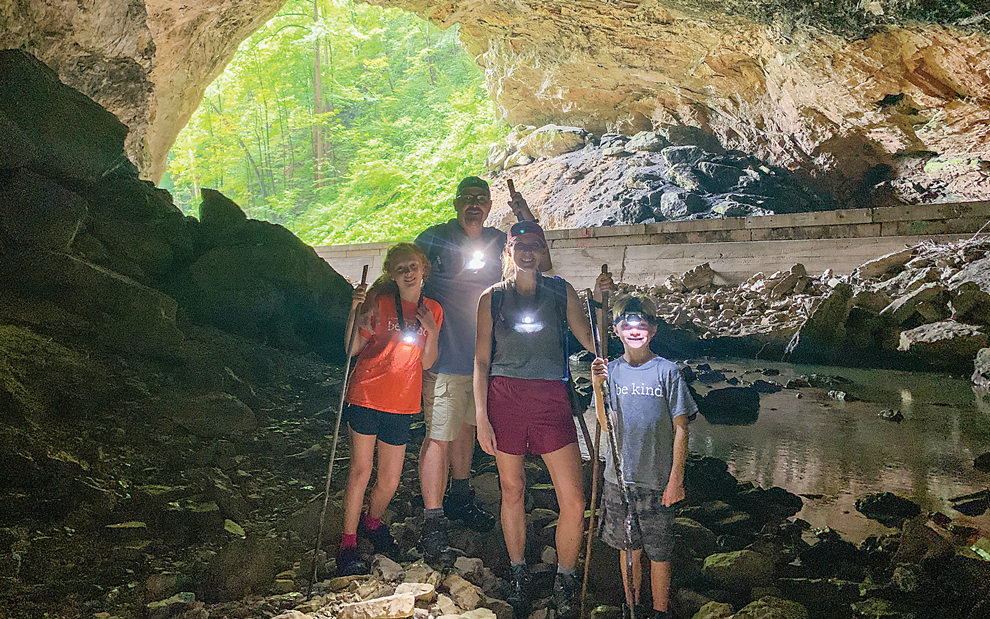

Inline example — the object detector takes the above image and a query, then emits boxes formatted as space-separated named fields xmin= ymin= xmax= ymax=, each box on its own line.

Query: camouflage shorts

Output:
xmin=600 ymin=482 xmax=675 ymax=563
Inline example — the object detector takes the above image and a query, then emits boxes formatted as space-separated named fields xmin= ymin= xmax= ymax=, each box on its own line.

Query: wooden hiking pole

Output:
xmin=307 ymin=264 xmax=369 ymax=597
xmin=507 ymin=178 xmax=552 ymax=272
xmin=580 ymin=268 xmax=610 ymax=619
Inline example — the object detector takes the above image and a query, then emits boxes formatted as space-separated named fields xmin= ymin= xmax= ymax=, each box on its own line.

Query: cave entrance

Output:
xmin=161 ymin=0 xmax=504 ymax=247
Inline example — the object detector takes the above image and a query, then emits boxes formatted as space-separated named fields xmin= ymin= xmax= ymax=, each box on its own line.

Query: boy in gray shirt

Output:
xmin=591 ymin=296 xmax=694 ymax=619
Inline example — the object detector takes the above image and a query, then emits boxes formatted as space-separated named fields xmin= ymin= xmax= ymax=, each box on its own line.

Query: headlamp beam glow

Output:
xmin=513 ymin=312 xmax=543 ymax=333
xmin=616 ymin=313 xmax=648 ymax=327
xmin=467 ymin=250 xmax=486 ymax=271
xmin=402 ymin=329 xmax=419 ymax=343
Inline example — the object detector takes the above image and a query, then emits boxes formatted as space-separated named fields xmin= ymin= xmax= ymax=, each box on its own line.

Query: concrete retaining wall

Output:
xmin=316 ymin=202 xmax=990 ymax=291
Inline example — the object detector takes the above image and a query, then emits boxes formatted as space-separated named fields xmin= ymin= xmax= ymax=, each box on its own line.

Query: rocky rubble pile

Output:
xmin=607 ymin=235 xmax=990 ymax=375
xmin=484 ymin=125 xmax=836 ymax=229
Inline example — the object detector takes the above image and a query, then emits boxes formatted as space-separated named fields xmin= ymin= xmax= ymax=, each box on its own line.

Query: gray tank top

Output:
xmin=490 ymin=279 xmax=566 ymax=381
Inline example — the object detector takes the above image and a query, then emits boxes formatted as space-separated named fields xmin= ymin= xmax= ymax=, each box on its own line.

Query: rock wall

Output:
xmin=0 ymin=0 xmax=284 ymax=182
xmin=2 ymin=0 xmax=988 ymax=204
xmin=373 ymin=0 xmax=990 ymax=202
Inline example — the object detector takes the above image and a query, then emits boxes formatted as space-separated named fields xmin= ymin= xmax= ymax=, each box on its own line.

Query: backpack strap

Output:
xmin=489 ymin=283 xmax=506 ymax=362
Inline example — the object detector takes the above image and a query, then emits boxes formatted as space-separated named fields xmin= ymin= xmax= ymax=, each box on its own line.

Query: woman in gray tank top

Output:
xmin=472 ymin=221 xmax=599 ymax=619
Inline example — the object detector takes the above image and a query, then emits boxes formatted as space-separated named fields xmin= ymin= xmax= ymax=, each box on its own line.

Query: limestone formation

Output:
xmin=4 ymin=0 xmax=990 ymax=204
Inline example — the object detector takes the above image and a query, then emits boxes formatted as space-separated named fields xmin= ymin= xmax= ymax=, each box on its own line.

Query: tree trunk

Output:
xmin=313 ymin=0 xmax=325 ymax=187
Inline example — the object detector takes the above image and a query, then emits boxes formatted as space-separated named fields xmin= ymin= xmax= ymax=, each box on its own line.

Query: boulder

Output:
xmin=854 ymin=493 xmax=921 ymax=528
xmin=948 ymin=255 xmax=990 ymax=294
xmin=897 ymin=320 xmax=987 ymax=370
xmin=0 ymin=247 xmax=183 ymax=349
xmin=732 ymin=597 xmax=809 ymax=619
xmin=202 ymin=535 xmax=281 ymax=602
xmin=442 ymin=574 xmax=484 ymax=611
xmin=701 ymin=549 xmax=775 ymax=590
xmin=624 ymin=131 xmax=668 ymax=153
xmin=879 ymin=282 xmax=949 ymax=326
xmin=950 ymin=282 xmax=990 ymax=325
xmin=516 ymin=125 xmax=587 ymax=159
xmin=0 ymin=50 xmax=132 ymax=182
xmin=698 ymin=387 xmax=760 ymax=425
xmin=690 ymin=601 xmax=734 ymax=619
xmin=0 ymin=168 xmax=87 ymax=251
xmin=200 ymin=188 xmax=248 ymax=232
xmin=854 ymin=247 xmax=916 ymax=280
xmin=338 ymin=592 xmax=417 ymax=619
xmin=659 ymin=190 xmax=707 ymax=219
xmin=891 ymin=516 xmax=954 ymax=564
xmin=170 ymin=393 xmax=256 ymax=439
xmin=665 ymin=164 xmax=703 ymax=191
xmin=657 ymin=125 xmax=725 ymax=154
xmin=696 ymin=162 xmax=745 ymax=193
xmin=660 ymin=145 xmax=708 ymax=168
xmin=785 ymin=283 xmax=853 ymax=364
xmin=682 ymin=263 xmax=716 ymax=291
xmin=176 ymin=196 xmax=352 ymax=362
xmin=672 ymin=518 xmax=718 ymax=558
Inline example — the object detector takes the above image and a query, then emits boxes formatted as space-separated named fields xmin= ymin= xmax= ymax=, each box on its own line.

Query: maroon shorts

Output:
xmin=486 ymin=376 xmax=577 ymax=456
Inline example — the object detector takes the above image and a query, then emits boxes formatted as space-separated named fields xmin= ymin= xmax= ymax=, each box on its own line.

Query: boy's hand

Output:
xmin=591 ymin=357 xmax=607 ymax=387
xmin=662 ymin=480 xmax=685 ymax=507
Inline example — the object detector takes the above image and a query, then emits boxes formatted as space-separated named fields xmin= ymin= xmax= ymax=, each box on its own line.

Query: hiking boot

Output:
xmin=622 ymin=604 xmax=650 ymax=619
xmin=444 ymin=490 xmax=496 ymax=532
xmin=505 ymin=564 xmax=531 ymax=619
xmin=336 ymin=546 xmax=369 ymax=576
xmin=649 ymin=611 xmax=669 ymax=619
xmin=419 ymin=517 xmax=455 ymax=568
xmin=553 ymin=572 xmax=579 ymax=619
xmin=358 ymin=519 xmax=398 ymax=558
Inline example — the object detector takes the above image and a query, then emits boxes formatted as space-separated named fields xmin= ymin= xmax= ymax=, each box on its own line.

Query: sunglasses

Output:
xmin=457 ymin=194 xmax=490 ymax=204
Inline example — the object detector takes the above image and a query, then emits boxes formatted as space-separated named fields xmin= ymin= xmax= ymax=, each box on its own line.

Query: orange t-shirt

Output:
xmin=345 ymin=294 xmax=443 ymax=415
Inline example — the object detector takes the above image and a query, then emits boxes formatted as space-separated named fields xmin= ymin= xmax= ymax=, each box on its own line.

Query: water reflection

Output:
xmin=687 ymin=359 xmax=990 ymax=543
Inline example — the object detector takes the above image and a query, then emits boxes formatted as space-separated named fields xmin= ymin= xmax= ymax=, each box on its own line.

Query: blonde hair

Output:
xmin=370 ymin=242 xmax=430 ymax=295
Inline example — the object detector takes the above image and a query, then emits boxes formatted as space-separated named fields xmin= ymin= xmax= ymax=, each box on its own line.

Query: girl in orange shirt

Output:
xmin=338 ymin=242 xmax=443 ymax=575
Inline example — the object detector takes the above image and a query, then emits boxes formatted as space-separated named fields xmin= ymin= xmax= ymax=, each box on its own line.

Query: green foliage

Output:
xmin=162 ymin=0 xmax=506 ymax=245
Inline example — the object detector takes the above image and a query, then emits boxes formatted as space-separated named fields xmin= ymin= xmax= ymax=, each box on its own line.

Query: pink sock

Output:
xmin=340 ymin=533 xmax=357 ymax=550
xmin=361 ymin=513 xmax=381 ymax=531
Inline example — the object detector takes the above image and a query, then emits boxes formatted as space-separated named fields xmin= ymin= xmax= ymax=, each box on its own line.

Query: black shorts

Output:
xmin=601 ymin=482 xmax=675 ymax=563
xmin=343 ymin=403 xmax=412 ymax=446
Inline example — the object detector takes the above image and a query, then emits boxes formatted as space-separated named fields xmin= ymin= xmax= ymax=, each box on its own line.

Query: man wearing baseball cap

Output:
xmin=413 ymin=176 xmax=540 ymax=565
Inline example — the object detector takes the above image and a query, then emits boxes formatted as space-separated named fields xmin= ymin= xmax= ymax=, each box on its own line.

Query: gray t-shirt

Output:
xmin=604 ymin=356 xmax=697 ymax=490
xmin=416 ymin=220 xmax=506 ymax=375
xmin=490 ymin=279 xmax=567 ymax=381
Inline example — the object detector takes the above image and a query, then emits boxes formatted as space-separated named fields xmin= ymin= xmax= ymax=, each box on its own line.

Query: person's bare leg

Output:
xmin=449 ymin=422 xmax=475 ymax=481
xmin=342 ymin=429 xmax=378 ymax=535
xmin=618 ymin=549 xmax=644 ymax=607
xmin=541 ymin=443 xmax=585 ymax=569
xmin=494 ymin=450 xmax=527 ymax=563
xmin=419 ymin=437 xmax=451 ymax=510
xmin=368 ymin=440 xmax=407 ymax=519
xmin=650 ymin=560 xmax=671 ymax=612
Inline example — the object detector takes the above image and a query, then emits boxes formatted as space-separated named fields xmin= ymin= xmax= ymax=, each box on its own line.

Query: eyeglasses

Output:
xmin=511 ymin=242 xmax=544 ymax=252
xmin=457 ymin=194 xmax=490 ymax=204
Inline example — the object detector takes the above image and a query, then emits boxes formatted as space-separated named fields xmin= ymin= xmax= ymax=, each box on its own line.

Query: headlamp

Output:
xmin=615 ymin=312 xmax=654 ymax=328
xmin=402 ymin=329 xmax=419 ymax=344
xmin=467 ymin=250 xmax=486 ymax=271
xmin=513 ymin=312 xmax=543 ymax=334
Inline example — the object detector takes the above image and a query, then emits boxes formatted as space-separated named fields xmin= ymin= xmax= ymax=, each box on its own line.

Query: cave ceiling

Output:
xmin=1 ymin=0 xmax=988 ymax=201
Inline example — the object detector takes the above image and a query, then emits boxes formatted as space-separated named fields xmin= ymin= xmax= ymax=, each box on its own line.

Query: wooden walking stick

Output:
xmin=307 ymin=264 xmax=369 ymax=597
xmin=580 ymin=267 xmax=611 ymax=618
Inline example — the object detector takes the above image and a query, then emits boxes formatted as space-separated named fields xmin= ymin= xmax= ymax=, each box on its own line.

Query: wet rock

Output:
xmin=750 ymin=380 xmax=782 ymax=394
xmin=855 ymin=493 xmax=921 ymax=528
xmin=733 ymin=596 xmax=809 ymax=619
xmin=673 ymin=518 xmax=718 ymax=558
xmin=702 ymin=549 xmax=774 ymax=590
xmin=949 ymin=489 xmax=990 ymax=517
xmin=732 ymin=486 xmax=803 ymax=527
xmin=798 ymin=531 xmax=861 ymax=578
xmin=897 ymin=320 xmax=987 ymax=370
xmin=697 ymin=387 xmax=760 ymax=425
xmin=975 ymin=453 xmax=990 ymax=473
xmin=0 ymin=49 xmax=132 ymax=182
xmin=776 ymin=578 xmax=860 ymax=616
xmin=0 ymin=168 xmax=87 ymax=251
xmin=878 ymin=409 xmax=904 ymax=422
xmin=891 ymin=517 xmax=954 ymax=564
xmin=696 ymin=369 xmax=727 ymax=383
xmin=785 ymin=283 xmax=852 ymax=365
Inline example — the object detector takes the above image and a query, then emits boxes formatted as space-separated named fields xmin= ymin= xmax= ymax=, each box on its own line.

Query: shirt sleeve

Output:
xmin=666 ymin=365 xmax=699 ymax=421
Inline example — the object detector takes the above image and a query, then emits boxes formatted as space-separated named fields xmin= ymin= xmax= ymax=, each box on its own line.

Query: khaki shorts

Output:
xmin=423 ymin=372 xmax=476 ymax=442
